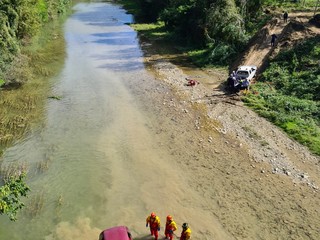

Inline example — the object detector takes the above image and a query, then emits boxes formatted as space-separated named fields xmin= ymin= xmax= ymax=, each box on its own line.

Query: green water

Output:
xmin=0 ymin=2 xmax=171 ymax=239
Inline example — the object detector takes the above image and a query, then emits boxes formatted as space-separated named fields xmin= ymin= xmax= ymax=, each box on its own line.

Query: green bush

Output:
xmin=208 ymin=43 xmax=237 ymax=65
xmin=262 ymin=36 xmax=320 ymax=101
xmin=245 ymin=74 xmax=320 ymax=155
xmin=0 ymin=173 xmax=30 ymax=221
xmin=0 ymin=79 xmax=5 ymax=87
xmin=0 ymin=0 xmax=70 ymax=87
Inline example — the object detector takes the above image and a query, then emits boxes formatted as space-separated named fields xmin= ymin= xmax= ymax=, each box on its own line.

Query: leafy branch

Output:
xmin=0 ymin=173 xmax=30 ymax=221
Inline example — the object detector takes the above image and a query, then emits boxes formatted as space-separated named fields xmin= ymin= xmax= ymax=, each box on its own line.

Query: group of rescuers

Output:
xmin=146 ymin=212 xmax=191 ymax=240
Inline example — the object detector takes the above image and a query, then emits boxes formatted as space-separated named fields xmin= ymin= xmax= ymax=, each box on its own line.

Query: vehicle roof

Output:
xmin=237 ymin=65 xmax=256 ymax=71
xmin=100 ymin=226 xmax=131 ymax=240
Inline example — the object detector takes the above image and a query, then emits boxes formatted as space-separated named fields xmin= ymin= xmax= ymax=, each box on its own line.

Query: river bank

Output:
xmin=128 ymin=36 xmax=320 ymax=239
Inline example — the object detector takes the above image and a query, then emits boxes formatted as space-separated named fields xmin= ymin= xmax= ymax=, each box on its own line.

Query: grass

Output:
xmin=243 ymin=85 xmax=320 ymax=155
xmin=0 ymin=162 xmax=29 ymax=183
xmin=0 ymin=21 xmax=66 ymax=150
xmin=264 ymin=0 xmax=318 ymax=10
xmin=130 ymin=21 xmax=173 ymax=41
xmin=242 ymin=126 xmax=262 ymax=140
xmin=25 ymin=191 xmax=45 ymax=218
xmin=244 ymin=35 xmax=320 ymax=155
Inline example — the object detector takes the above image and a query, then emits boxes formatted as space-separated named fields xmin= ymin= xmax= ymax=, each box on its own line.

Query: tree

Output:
xmin=205 ymin=0 xmax=247 ymax=45
xmin=137 ymin=0 xmax=169 ymax=22
xmin=160 ymin=0 xmax=206 ymax=45
xmin=0 ymin=173 xmax=30 ymax=221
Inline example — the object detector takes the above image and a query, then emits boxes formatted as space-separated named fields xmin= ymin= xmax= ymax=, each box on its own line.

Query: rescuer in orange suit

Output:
xmin=164 ymin=215 xmax=177 ymax=240
xmin=180 ymin=223 xmax=191 ymax=240
xmin=146 ymin=212 xmax=161 ymax=240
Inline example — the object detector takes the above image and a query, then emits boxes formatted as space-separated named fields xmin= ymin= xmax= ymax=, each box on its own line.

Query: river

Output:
xmin=3 ymin=1 xmax=319 ymax=240
xmin=0 ymin=2 xmax=181 ymax=239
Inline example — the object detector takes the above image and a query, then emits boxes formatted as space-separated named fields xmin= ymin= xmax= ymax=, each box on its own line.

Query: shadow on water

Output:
xmin=71 ymin=4 xmax=133 ymax=27
xmin=97 ymin=62 xmax=144 ymax=72
xmin=89 ymin=30 xmax=145 ymax=71
xmin=91 ymin=47 xmax=145 ymax=72
xmin=92 ymin=31 xmax=137 ymax=39
xmin=90 ymin=47 xmax=141 ymax=60
xmin=92 ymin=33 xmax=137 ymax=46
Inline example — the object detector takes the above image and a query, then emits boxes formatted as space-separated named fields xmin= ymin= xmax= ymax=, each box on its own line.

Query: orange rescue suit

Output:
xmin=180 ymin=227 xmax=191 ymax=240
xmin=165 ymin=220 xmax=177 ymax=239
xmin=146 ymin=215 xmax=161 ymax=230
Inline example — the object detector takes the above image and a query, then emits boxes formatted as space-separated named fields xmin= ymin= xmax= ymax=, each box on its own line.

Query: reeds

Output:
xmin=25 ymin=191 xmax=45 ymax=218
xmin=0 ymin=162 xmax=29 ymax=183
xmin=54 ymin=194 xmax=64 ymax=223
xmin=37 ymin=156 xmax=51 ymax=173
xmin=37 ymin=160 xmax=50 ymax=173
xmin=0 ymin=22 xmax=66 ymax=151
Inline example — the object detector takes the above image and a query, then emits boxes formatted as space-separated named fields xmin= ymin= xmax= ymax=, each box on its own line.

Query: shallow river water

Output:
xmin=0 ymin=0 xmax=240 ymax=239
xmin=0 ymin=2 xmax=183 ymax=239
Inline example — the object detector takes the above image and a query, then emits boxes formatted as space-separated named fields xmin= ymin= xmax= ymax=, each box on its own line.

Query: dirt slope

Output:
xmin=139 ymin=11 xmax=320 ymax=239
xmin=231 ymin=11 xmax=320 ymax=75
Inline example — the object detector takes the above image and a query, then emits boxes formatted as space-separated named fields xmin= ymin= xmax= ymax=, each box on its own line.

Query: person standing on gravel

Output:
xmin=180 ymin=223 xmax=191 ymax=240
xmin=283 ymin=11 xmax=288 ymax=23
xmin=164 ymin=215 xmax=177 ymax=240
xmin=146 ymin=212 xmax=161 ymax=240
xmin=271 ymin=33 xmax=278 ymax=46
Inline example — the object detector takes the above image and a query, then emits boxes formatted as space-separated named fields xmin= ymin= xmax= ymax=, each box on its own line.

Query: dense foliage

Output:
xmin=126 ymin=0 xmax=318 ymax=65
xmin=0 ymin=0 xmax=70 ymax=86
xmin=130 ymin=0 xmax=269 ymax=64
xmin=262 ymin=36 xmax=320 ymax=101
xmin=244 ymin=36 xmax=320 ymax=155
xmin=0 ymin=173 xmax=30 ymax=221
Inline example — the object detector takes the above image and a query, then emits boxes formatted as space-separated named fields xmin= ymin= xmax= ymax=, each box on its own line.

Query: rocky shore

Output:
xmin=135 ymin=53 xmax=320 ymax=239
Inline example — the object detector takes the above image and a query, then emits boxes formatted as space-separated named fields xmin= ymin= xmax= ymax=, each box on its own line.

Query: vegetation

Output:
xmin=244 ymin=36 xmax=320 ymax=155
xmin=121 ymin=0 xmax=279 ymax=65
xmin=0 ymin=0 xmax=70 ymax=221
xmin=122 ymin=0 xmax=319 ymax=65
xmin=0 ymin=0 xmax=71 ymax=86
xmin=120 ymin=0 xmax=320 ymax=155
xmin=0 ymin=79 xmax=4 ymax=88
xmin=0 ymin=173 xmax=30 ymax=221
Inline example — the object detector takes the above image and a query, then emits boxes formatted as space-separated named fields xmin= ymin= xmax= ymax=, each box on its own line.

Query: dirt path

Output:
xmin=231 ymin=11 xmax=320 ymax=74
xmin=135 ymin=12 xmax=320 ymax=239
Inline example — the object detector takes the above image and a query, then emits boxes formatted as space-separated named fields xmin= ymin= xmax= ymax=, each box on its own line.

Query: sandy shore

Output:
xmin=127 ymin=50 xmax=320 ymax=239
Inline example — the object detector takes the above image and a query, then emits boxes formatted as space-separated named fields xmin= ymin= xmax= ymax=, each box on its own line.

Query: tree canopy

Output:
xmin=127 ymin=0 xmax=269 ymax=65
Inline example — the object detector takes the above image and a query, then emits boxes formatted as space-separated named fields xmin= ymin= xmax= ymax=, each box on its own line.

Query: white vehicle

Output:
xmin=235 ymin=65 xmax=257 ymax=81
xmin=227 ymin=65 xmax=257 ymax=91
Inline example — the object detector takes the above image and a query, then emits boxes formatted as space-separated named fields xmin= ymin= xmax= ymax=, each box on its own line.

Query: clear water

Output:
xmin=0 ymin=2 xmax=170 ymax=239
